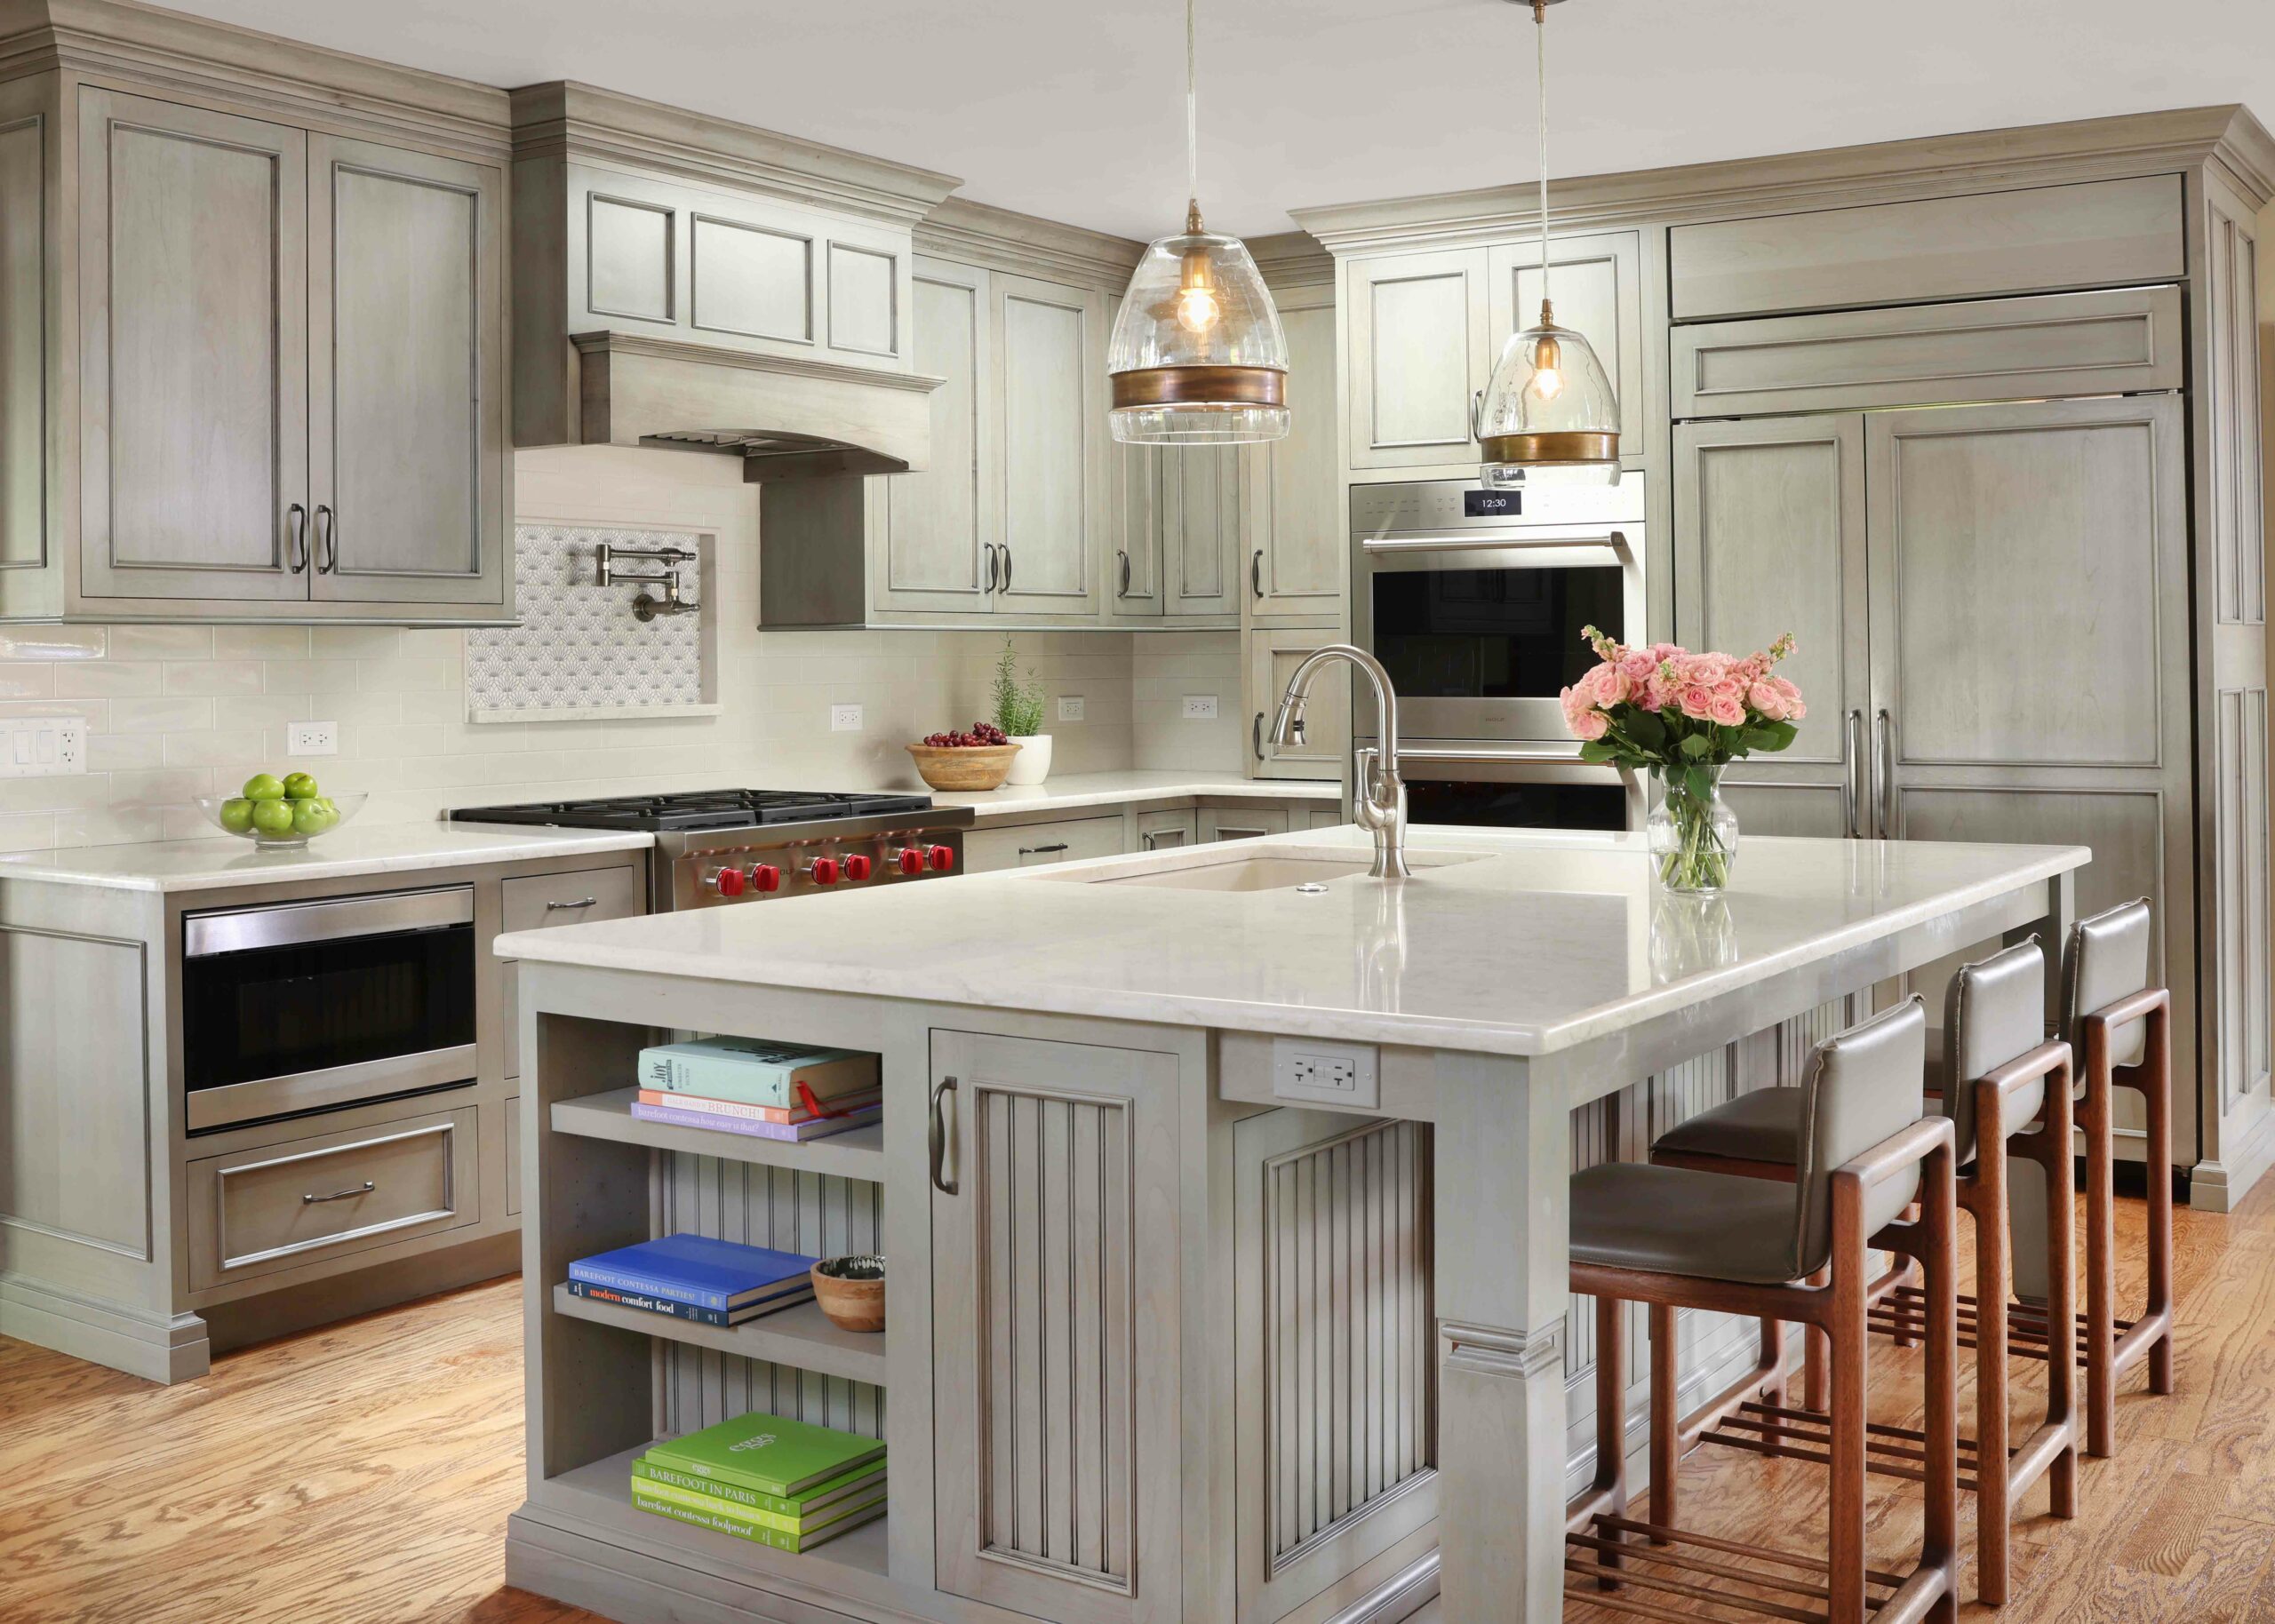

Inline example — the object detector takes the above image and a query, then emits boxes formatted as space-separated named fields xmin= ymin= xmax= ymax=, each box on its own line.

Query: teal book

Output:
xmin=643 ymin=1410 xmax=886 ymax=1497
xmin=631 ymin=1456 xmax=885 ymax=1518
xmin=637 ymin=1038 xmax=879 ymax=1110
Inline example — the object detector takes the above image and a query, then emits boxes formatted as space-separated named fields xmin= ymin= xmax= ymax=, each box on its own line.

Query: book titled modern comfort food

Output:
xmin=566 ymin=1233 xmax=818 ymax=1325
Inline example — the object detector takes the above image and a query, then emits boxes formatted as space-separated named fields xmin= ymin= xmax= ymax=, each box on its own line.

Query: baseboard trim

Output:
xmin=2192 ymin=1103 xmax=2275 ymax=1213
xmin=1322 ymin=1548 xmax=1441 ymax=1624
xmin=203 ymin=1230 xmax=521 ymax=1355
xmin=0 ymin=1274 xmax=208 ymax=1383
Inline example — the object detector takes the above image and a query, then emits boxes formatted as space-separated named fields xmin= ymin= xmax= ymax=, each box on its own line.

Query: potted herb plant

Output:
xmin=992 ymin=637 xmax=1053 ymax=784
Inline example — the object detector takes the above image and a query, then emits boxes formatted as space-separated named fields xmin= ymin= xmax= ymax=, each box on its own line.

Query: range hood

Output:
xmin=567 ymin=332 xmax=942 ymax=482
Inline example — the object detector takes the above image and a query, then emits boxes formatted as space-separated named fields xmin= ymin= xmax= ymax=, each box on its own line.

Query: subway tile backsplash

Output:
xmin=0 ymin=447 xmax=1246 ymax=851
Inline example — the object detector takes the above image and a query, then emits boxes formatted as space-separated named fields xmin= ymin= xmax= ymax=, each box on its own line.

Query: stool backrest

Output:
xmin=1944 ymin=938 xmax=2048 ymax=1165
xmin=2063 ymin=899 xmax=2152 ymax=1071
xmin=1793 ymin=996 xmax=1928 ymax=1278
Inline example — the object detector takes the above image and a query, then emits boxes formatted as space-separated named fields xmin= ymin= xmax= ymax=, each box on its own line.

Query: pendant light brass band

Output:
xmin=1111 ymin=365 xmax=1287 ymax=410
xmin=1478 ymin=431 xmax=1618 ymax=465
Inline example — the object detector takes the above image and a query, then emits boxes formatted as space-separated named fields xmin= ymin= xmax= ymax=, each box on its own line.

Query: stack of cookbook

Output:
xmin=631 ymin=1411 xmax=887 ymax=1552
xmin=632 ymin=1038 xmax=882 ymax=1142
xmin=566 ymin=1232 xmax=817 ymax=1326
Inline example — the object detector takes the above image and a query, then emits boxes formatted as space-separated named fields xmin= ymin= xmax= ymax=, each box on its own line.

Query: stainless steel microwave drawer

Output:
xmin=186 ymin=1106 xmax=479 ymax=1294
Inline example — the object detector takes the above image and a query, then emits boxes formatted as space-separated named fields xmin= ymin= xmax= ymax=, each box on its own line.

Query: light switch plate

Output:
xmin=0 ymin=718 xmax=86 ymax=777
xmin=1182 ymin=694 xmax=1218 ymax=720
xmin=1270 ymin=1037 xmax=1381 ymax=1111
xmin=287 ymin=720 xmax=338 ymax=756
xmin=1058 ymin=696 xmax=1085 ymax=722
xmin=831 ymin=703 xmax=863 ymax=732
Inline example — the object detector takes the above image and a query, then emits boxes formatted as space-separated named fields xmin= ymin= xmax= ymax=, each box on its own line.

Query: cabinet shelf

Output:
xmin=550 ymin=1087 xmax=886 ymax=1182
xmin=552 ymin=1282 xmax=888 ymax=1386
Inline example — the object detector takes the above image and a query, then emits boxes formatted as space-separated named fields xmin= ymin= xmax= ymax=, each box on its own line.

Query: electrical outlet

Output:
xmin=1270 ymin=1038 xmax=1380 ymax=1111
xmin=1181 ymin=694 xmax=1218 ymax=720
xmin=831 ymin=703 xmax=864 ymax=733
xmin=1058 ymin=696 xmax=1085 ymax=723
xmin=287 ymin=720 xmax=339 ymax=757
xmin=0 ymin=718 xmax=86 ymax=777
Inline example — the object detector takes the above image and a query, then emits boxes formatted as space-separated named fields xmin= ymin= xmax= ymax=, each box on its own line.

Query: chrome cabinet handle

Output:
xmin=929 ymin=1077 xmax=958 ymax=1196
xmin=1251 ymin=548 xmax=1265 ymax=599
xmin=983 ymin=545 xmax=998 ymax=593
xmin=315 ymin=505 xmax=338 ymax=573
xmin=303 ymin=1180 xmax=374 ymax=1205
xmin=546 ymin=896 xmax=598 ymax=912
xmin=1842 ymin=709 xmax=1864 ymax=838
xmin=1000 ymin=545 xmax=1013 ymax=592
xmin=1118 ymin=550 xmax=1132 ymax=597
xmin=1018 ymin=842 xmax=1070 ymax=856
xmin=1875 ymin=708 xmax=1896 ymax=836
xmin=286 ymin=504 xmax=308 ymax=573
xmin=1253 ymin=712 xmax=1267 ymax=761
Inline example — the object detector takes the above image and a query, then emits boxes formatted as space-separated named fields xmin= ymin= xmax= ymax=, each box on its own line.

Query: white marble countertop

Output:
xmin=0 ymin=824 xmax=656 ymax=893
xmin=933 ymin=770 xmax=1337 ymax=819
xmin=498 ymin=825 xmax=2088 ymax=1057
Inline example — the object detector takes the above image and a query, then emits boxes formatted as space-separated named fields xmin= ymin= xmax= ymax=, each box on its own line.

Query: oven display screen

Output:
xmin=1462 ymin=490 xmax=1521 ymax=519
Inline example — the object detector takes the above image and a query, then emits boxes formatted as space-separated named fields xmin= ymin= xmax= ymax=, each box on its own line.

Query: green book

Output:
xmin=643 ymin=1410 xmax=886 ymax=1497
xmin=632 ymin=1485 xmax=887 ymax=1553
xmin=632 ymin=1458 xmax=886 ymax=1521
xmin=631 ymin=1471 xmax=887 ymax=1534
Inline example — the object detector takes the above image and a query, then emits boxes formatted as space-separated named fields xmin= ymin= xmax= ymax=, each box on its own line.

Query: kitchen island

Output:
xmin=498 ymin=825 xmax=2086 ymax=1624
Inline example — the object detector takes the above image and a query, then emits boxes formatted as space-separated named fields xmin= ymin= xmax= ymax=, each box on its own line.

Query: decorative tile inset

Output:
xmin=467 ymin=525 xmax=714 ymax=722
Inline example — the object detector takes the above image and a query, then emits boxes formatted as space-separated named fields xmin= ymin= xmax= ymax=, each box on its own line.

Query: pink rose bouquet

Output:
xmin=1561 ymin=626 xmax=1805 ymax=891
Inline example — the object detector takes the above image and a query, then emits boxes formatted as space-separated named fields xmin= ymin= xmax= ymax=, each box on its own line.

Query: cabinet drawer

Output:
xmin=963 ymin=815 xmax=1125 ymax=872
xmin=188 ymin=1107 xmax=478 ymax=1292
xmin=499 ymin=863 xmax=645 ymax=1079
xmin=1199 ymin=804 xmax=1291 ymax=844
xmin=1135 ymin=809 xmax=1198 ymax=852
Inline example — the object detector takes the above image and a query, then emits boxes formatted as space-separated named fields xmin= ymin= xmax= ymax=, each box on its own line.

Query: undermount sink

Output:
xmin=1102 ymin=854 xmax=1379 ymax=892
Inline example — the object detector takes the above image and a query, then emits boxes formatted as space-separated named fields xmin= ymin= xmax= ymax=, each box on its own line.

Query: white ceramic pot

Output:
xmin=1004 ymin=734 xmax=1052 ymax=784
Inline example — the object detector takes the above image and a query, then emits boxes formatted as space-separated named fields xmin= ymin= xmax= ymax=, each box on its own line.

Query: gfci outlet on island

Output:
xmin=1270 ymin=1038 xmax=1380 ymax=1110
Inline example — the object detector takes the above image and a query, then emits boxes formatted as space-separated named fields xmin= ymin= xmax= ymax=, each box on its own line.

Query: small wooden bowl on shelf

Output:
xmin=906 ymin=742 xmax=1019 ymax=792
xmin=811 ymin=1254 xmax=885 ymax=1333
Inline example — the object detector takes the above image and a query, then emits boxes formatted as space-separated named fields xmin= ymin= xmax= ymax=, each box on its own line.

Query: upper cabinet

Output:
xmin=1246 ymin=290 xmax=1346 ymax=623
xmin=990 ymin=271 xmax=1106 ymax=618
xmin=0 ymin=28 xmax=515 ymax=624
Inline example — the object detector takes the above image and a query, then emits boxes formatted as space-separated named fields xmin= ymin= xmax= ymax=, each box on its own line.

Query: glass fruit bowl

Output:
xmin=195 ymin=790 xmax=368 ymax=850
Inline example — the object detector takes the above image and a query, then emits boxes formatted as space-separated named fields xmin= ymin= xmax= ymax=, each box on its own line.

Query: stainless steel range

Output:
xmin=449 ymin=790 xmax=976 ymax=912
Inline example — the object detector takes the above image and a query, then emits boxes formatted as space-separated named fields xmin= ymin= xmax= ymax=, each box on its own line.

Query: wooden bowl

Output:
xmin=810 ymin=1255 xmax=885 ymax=1333
xmin=906 ymin=743 xmax=1020 ymax=792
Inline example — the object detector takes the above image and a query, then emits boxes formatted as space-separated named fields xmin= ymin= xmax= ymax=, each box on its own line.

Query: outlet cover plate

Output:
xmin=831 ymin=703 xmax=863 ymax=733
xmin=287 ymin=720 xmax=339 ymax=756
xmin=1270 ymin=1037 xmax=1381 ymax=1111
xmin=1058 ymin=696 xmax=1085 ymax=722
xmin=1182 ymin=694 xmax=1218 ymax=720
xmin=0 ymin=718 xmax=87 ymax=777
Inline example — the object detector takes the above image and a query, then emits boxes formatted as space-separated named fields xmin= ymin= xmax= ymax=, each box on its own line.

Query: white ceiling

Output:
xmin=164 ymin=0 xmax=2275 ymax=240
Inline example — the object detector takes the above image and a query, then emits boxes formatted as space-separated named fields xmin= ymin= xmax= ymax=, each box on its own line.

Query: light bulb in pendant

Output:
xmin=1530 ymin=329 xmax=1564 ymax=401
xmin=1175 ymin=283 xmax=1221 ymax=334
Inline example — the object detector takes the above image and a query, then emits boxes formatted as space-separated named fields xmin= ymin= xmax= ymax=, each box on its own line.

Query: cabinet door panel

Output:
xmin=874 ymin=259 xmax=993 ymax=613
xmin=78 ymin=90 xmax=306 ymax=601
xmin=1161 ymin=445 xmax=1240 ymax=617
xmin=309 ymin=137 xmax=504 ymax=605
xmin=1489 ymin=231 xmax=1643 ymax=456
xmin=1250 ymin=299 xmax=1344 ymax=621
xmin=994 ymin=273 xmax=1102 ymax=616
xmin=1346 ymin=249 xmax=1487 ymax=471
xmin=0 ymin=110 xmax=41 ymax=571
xmin=1249 ymin=626 xmax=1352 ymax=783
xmin=931 ymin=1031 xmax=1180 ymax=1624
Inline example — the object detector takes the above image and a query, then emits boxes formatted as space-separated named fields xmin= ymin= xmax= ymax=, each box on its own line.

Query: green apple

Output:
xmin=217 ymin=796 xmax=255 ymax=834
xmin=251 ymin=799 xmax=297 ymax=837
xmin=283 ymin=771 xmax=320 ymax=800
xmin=242 ymin=772 xmax=285 ymax=801
xmin=291 ymin=798 xmax=334 ymax=836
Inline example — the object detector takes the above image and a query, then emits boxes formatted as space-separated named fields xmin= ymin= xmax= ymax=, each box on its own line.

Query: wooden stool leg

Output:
xmin=2041 ymin=1071 xmax=2080 ymax=1522
xmin=1972 ymin=1128 xmax=2013 ymax=1604
xmin=1593 ymin=1293 xmax=1626 ymax=1587
xmin=1829 ymin=1222 xmax=1869 ymax=1624
xmin=1922 ymin=1142 xmax=1961 ymax=1624
xmin=2081 ymin=1055 xmax=2117 ymax=1458
xmin=2141 ymin=1023 xmax=2175 ymax=1396
xmin=1804 ymin=1266 xmax=1831 ymax=1413
xmin=1649 ymin=1301 xmax=1678 ymax=1540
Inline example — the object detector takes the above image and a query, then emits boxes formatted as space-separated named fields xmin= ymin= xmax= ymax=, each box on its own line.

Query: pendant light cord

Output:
xmin=1535 ymin=0 xmax=1552 ymax=322
xmin=1185 ymin=0 xmax=1201 ymax=231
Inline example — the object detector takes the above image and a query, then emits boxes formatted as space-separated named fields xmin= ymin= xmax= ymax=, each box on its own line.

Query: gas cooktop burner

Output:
xmin=450 ymin=789 xmax=938 ymax=832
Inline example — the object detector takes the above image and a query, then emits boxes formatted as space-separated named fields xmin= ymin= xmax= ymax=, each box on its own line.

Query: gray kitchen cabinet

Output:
xmin=308 ymin=135 xmax=507 ymax=607
xmin=1157 ymin=445 xmax=1243 ymax=617
xmin=1133 ymin=808 xmax=1199 ymax=851
xmin=1487 ymin=230 xmax=1645 ymax=465
xmin=1344 ymin=247 xmax=1489 ymax=473
xmin=76 ymin=90 xmax=311 ymax=605
xmin=1199 ymin=804 xmax=1292 ymax=843
xmin=930 ymin=1029 xmax=1184 ymax=1624
xmin=1247 ymin=626 xmax=1352 ymax=783
xmin=870 ymin=257 xmax=996 ymax=616
xmin=1245 ymin=293 xmax=1345 ymax=624
xmin=963 ymin=813 xmax=1127 ymax=873
xmin=991 ymin=270 xmax=1106 ymax=619
xmin=0 ymin=87 xmax=39 ymax=577
xmin=498 ymin=862 xmax=649 ymax=1081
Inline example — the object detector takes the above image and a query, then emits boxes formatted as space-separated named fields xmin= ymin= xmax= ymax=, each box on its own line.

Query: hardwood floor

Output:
xmin=2 ymin=1177 xmax=2271 ymax=1623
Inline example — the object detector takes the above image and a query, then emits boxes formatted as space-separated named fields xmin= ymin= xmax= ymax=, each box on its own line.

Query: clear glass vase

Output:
xmin=1648 ymin=766 xmax=1739 ymax=895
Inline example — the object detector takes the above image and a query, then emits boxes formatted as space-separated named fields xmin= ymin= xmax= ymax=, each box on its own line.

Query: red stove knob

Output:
xmin=807 ymin=856 xmax=842 ymax=886
xmin=750 ymin=864 xmax=781 ymax=893
xmin=709 ymin=865 xmax=746 ymax=896
xmin=897 ymin=846 xmax=924 ymax=875
xmin=927 ymin=843 xmax=955 ymax=872
xmin=842 ymin=854 xmax=873 ymax=881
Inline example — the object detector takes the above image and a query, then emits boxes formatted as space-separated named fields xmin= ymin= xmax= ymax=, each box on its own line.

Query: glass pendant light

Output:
xmin=1106 ymin=0 xmax=1289 ymax=444
xmin=1474 ymin=0 xmax=1620 ymax=487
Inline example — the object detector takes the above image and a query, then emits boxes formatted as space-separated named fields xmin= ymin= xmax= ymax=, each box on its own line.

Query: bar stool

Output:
xmin=2006 ymin=898 xmax=2175 ymax=1458
xmin=1564 ymin=998 xmax=1959 ymax=1624
xmin=1644 ymin=943 xmax=2080 ymax=1604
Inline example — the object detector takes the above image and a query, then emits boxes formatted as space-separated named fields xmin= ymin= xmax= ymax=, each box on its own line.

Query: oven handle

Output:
xmin=1359 ymin=527 xmax=1634 ymax=556
xmin=184 ymin=885 xmax=475 ymax=958
xmin=1393 ymin=744 xmax=1601 ymax=766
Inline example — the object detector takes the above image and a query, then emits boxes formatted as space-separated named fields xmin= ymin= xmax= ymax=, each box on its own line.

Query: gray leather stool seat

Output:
xmin=1647 ymin=1084 xmax=1802 ymax=1166
xmin=1569 ymin=1163 xmax=1807 ymax=1285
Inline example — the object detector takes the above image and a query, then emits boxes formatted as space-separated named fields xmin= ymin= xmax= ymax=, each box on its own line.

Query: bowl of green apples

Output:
xmin=196 ymin=773 xmax=366 ymax=850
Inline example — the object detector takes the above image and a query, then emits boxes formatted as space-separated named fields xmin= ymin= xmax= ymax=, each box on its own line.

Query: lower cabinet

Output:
xmin=1200 ymin=804 xmax=1291 ymax=844
xmin=1247 ymin=627 xmax=1353 ymax=783
xmin=964 ymin=813 xmax=1128 ymax=872
xmin=1135 ymin=808 xmax=1198 ymax=851
xmin=930 ymin=1029 xmax=1185 ymax=1624
xmin=497 ymin=862 xmax=647 ymax=1080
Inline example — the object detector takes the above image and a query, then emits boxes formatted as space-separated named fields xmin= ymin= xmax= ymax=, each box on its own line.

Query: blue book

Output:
xmin=568 ymin=1233 xmax=818 ymax=1314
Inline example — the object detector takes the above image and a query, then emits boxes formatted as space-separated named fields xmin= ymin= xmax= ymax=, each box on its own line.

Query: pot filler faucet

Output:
xmin=1271 ymin=643 xmax=1411 ymax=880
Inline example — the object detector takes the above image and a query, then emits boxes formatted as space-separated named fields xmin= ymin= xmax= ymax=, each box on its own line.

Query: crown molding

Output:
xmin=0 ymin=0 xmax=508 ymax=156
xmin=1246 ymin=229 xmax=1335 ymax=291
xmin=915 ymin=195 xmax=1144 ymax=290
xmin=1293 ymin=105 xmax=2275 ymax=254
xmin=511 ymin=80 xmax=959 ymax=229
xmin=569 ymin=330 xmax=944 ymax=394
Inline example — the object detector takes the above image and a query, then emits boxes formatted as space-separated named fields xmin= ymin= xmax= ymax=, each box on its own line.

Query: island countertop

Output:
xmin=496 ymin=825 xmax=2090 ymax=1056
